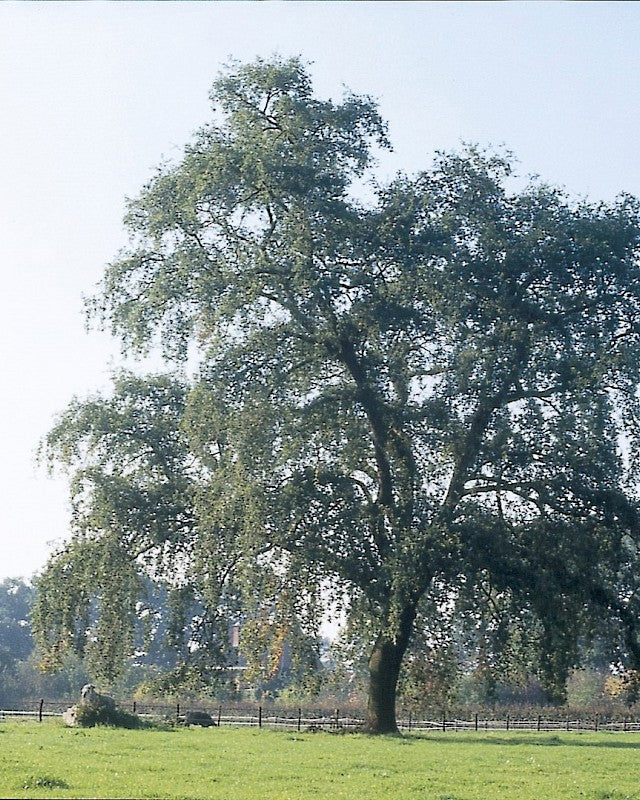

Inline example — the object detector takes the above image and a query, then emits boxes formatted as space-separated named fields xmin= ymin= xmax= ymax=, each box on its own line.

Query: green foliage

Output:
xmin=71 ymin=700 xmax=142 ymax=729
xmin=0 ymin=579 xmax=33 ymax=659
xmin=397 ymin=644 xmax=460 ymax=711
xmin=34 ymin=56 xmax=640 ymax=731
xmin=0 ymin=652 xmax=90 ymax=707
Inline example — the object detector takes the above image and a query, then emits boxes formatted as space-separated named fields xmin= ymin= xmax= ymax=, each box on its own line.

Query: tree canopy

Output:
xmin=34 ymin=56 xmax=640 ymax=733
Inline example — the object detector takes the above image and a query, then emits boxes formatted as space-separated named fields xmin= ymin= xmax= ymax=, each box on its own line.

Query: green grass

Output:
xmin=1 ymin=721 xmax=640 ymax=799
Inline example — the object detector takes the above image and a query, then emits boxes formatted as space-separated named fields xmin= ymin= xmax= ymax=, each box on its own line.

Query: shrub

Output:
xmin=73 ymin=701 xmax=141 ymax=729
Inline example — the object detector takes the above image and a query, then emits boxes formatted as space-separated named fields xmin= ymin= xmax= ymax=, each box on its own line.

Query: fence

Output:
xmin=3 ymin=700 xmax=640 ymax=733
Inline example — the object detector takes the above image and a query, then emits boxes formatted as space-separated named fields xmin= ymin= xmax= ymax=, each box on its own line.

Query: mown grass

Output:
xmin=1 ymin=720 xmax=640 ymax=799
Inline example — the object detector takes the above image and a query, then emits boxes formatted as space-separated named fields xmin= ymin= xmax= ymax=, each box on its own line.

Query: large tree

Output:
xmin=35 ymin=57 xmax=640 ymax=733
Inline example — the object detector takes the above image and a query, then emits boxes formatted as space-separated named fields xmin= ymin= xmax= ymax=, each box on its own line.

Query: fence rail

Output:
xmin=3 ymin=700 xmax=640 ymax=733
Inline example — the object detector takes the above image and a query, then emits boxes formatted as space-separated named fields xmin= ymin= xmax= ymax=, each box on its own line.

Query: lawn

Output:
xmin=1 ymin=720 xmax=639 ymax=799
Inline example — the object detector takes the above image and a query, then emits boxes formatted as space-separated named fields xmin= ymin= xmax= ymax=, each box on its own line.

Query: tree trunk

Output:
xmin=365 ymin=605 xmax=416 ymax=734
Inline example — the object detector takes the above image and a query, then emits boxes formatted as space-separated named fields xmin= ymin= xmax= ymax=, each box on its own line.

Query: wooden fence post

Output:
xmin=442 ymin=712 xmax=446 ymax=732
xmin=335 ymin=708 xmax=339 ymax=728
xmin=298 ymin=708 xmax=302 ymax=732
xmin=38 ymin=699 xmax=44 ymax=723
xmin=537 ymin=715 xmax=541 ymax=732
xmin=217 ymin=705 xmax=222 ymax=727
xmin=176 ymin=702 xmax=180 ymax=725
xmin=258 ymin=706 xmax=262 ymax=728
xmin=475 ymin=713 xmax=478 ymax=732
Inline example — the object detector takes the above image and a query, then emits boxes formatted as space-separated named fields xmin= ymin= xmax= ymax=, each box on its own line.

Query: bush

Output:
xmin=73 ymin=701 xmax=142 ymax=729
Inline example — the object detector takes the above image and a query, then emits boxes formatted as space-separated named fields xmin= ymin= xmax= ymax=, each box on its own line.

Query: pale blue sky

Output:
xmin=1 ymin=1 xmax=640 ymax=580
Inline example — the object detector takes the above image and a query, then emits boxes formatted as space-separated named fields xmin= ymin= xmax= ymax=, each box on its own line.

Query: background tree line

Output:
xmin=2 ymin=575 xmax=638 ymax=714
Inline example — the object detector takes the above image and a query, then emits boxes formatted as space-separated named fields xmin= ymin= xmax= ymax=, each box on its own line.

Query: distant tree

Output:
xmin=0 ymin=574 xmax=174 ymax=704
xmin=0 ymin=578 xmax=33 ymax=677
xmin=34 ymin=56 xmax=640 ymax=733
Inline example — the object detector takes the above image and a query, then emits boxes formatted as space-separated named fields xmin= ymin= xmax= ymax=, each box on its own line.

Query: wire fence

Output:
xmin=3 ymin=699 xmax=640 ymax=733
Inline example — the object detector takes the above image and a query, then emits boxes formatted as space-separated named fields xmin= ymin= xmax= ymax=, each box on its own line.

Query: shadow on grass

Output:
xmin=407 ymin=732 xmax=640 ymax=750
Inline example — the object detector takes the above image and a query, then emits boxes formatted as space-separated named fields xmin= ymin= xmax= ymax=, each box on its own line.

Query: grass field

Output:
xmin=1 ymin=721 xmax=640 ymax=799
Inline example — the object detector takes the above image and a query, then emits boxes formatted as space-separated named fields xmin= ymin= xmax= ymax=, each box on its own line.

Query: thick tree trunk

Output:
xmin=365 ymin=605 xmax=416 ymax=734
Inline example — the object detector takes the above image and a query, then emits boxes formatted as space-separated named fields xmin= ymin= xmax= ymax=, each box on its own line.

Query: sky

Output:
xmin=2 ymin=0 xmax=640 ymax=582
